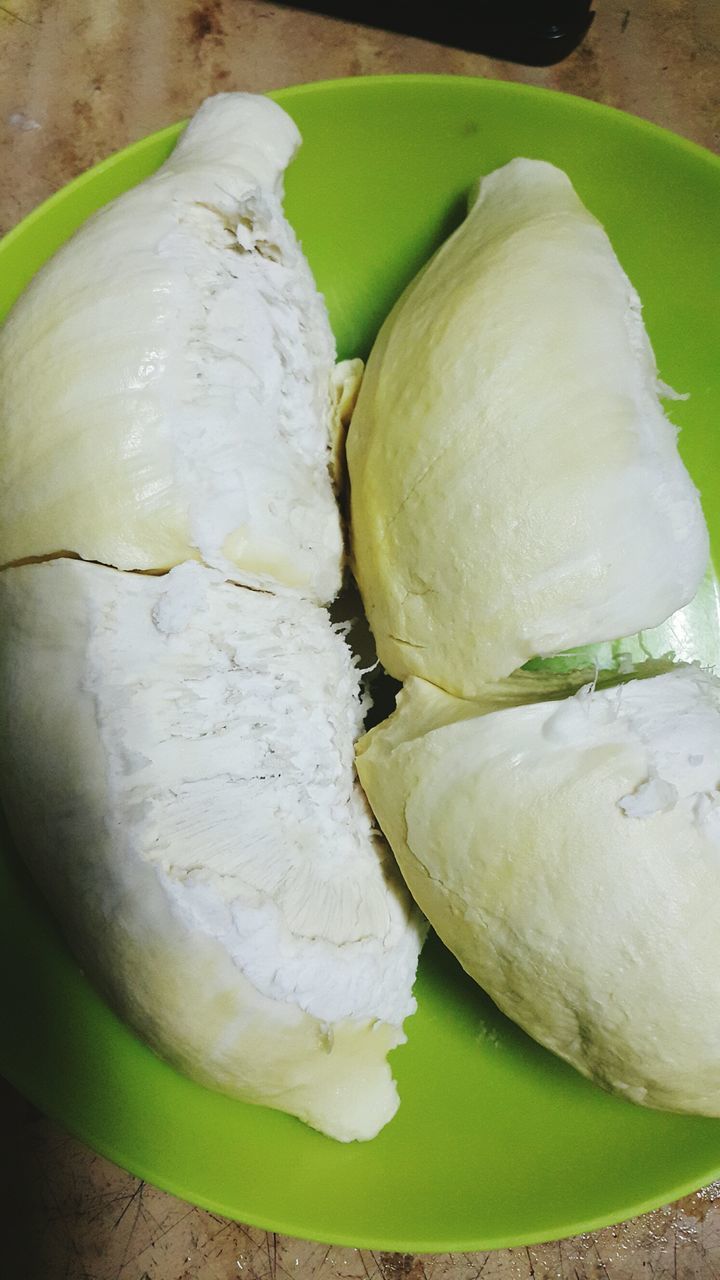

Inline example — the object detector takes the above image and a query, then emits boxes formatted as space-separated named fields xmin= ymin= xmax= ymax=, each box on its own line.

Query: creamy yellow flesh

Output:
xmin=357 ymin=670 xmax=720 ymax=1115
xmin=348 ymin=158 xmax=708 ymax=696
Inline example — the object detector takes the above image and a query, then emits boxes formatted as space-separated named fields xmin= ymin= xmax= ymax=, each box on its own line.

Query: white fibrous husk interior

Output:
xmin=103 ymin=563 xmax=422 ymax=1027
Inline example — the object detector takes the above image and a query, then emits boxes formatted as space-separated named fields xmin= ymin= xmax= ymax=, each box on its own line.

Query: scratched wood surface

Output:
xmin=2 ymin=1076 xmax=720 ymax=1279
xmin=1 ymin=1 xmax=720 ymax=1277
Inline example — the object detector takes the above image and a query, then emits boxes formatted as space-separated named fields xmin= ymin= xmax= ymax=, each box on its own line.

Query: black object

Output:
xmin=276 ymin=0 xmax=595 ymax=66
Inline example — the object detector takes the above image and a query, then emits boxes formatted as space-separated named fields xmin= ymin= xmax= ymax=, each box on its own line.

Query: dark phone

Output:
xmin=275 ymin=0 xmax=595 ymax=66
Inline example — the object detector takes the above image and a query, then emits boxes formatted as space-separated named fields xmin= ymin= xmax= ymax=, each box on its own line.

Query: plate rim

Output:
xmin=2 ymin=73 xmax=719 ymax=259
xmin=4 ymin=1049 xmax=720 ymax=1253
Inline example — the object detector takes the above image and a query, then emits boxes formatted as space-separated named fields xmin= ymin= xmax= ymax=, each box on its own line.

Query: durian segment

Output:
xmin=0 ymin=93 xmax=351 ymax=604
xmin=348 ymin=158 xmax=708 ymax=695
xmin=0 ymin=559 xmax=425 ymax=1141
xmin=357 ymin=668 xmax=720 ymax=1116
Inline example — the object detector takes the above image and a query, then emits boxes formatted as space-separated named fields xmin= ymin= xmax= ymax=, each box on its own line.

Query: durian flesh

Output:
xmin=0 ymin=559 xmax=425 ymax=1142
xmin=0 ymin=93 xmax=423 ymax=1143
xmin=348 ymin=158 xmax=709 ymax=696
xmin=357 ymin=668 xmax=720 ymax=1116
xmin=0 ymin=93 xmax=361 ymax=604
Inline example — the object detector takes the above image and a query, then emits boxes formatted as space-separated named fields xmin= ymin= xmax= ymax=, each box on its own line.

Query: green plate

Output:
xmin=1 ymin=75 xmax=720 ymax=1252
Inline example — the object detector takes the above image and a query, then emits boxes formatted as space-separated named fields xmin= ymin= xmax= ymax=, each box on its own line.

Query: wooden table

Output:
xmin=1 ymin=1 xmax=719 ymax=1276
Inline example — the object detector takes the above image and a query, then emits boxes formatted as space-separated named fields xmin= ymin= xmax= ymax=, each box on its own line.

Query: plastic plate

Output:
xmin=1 ymin=75 xmax=719 ymax=1251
